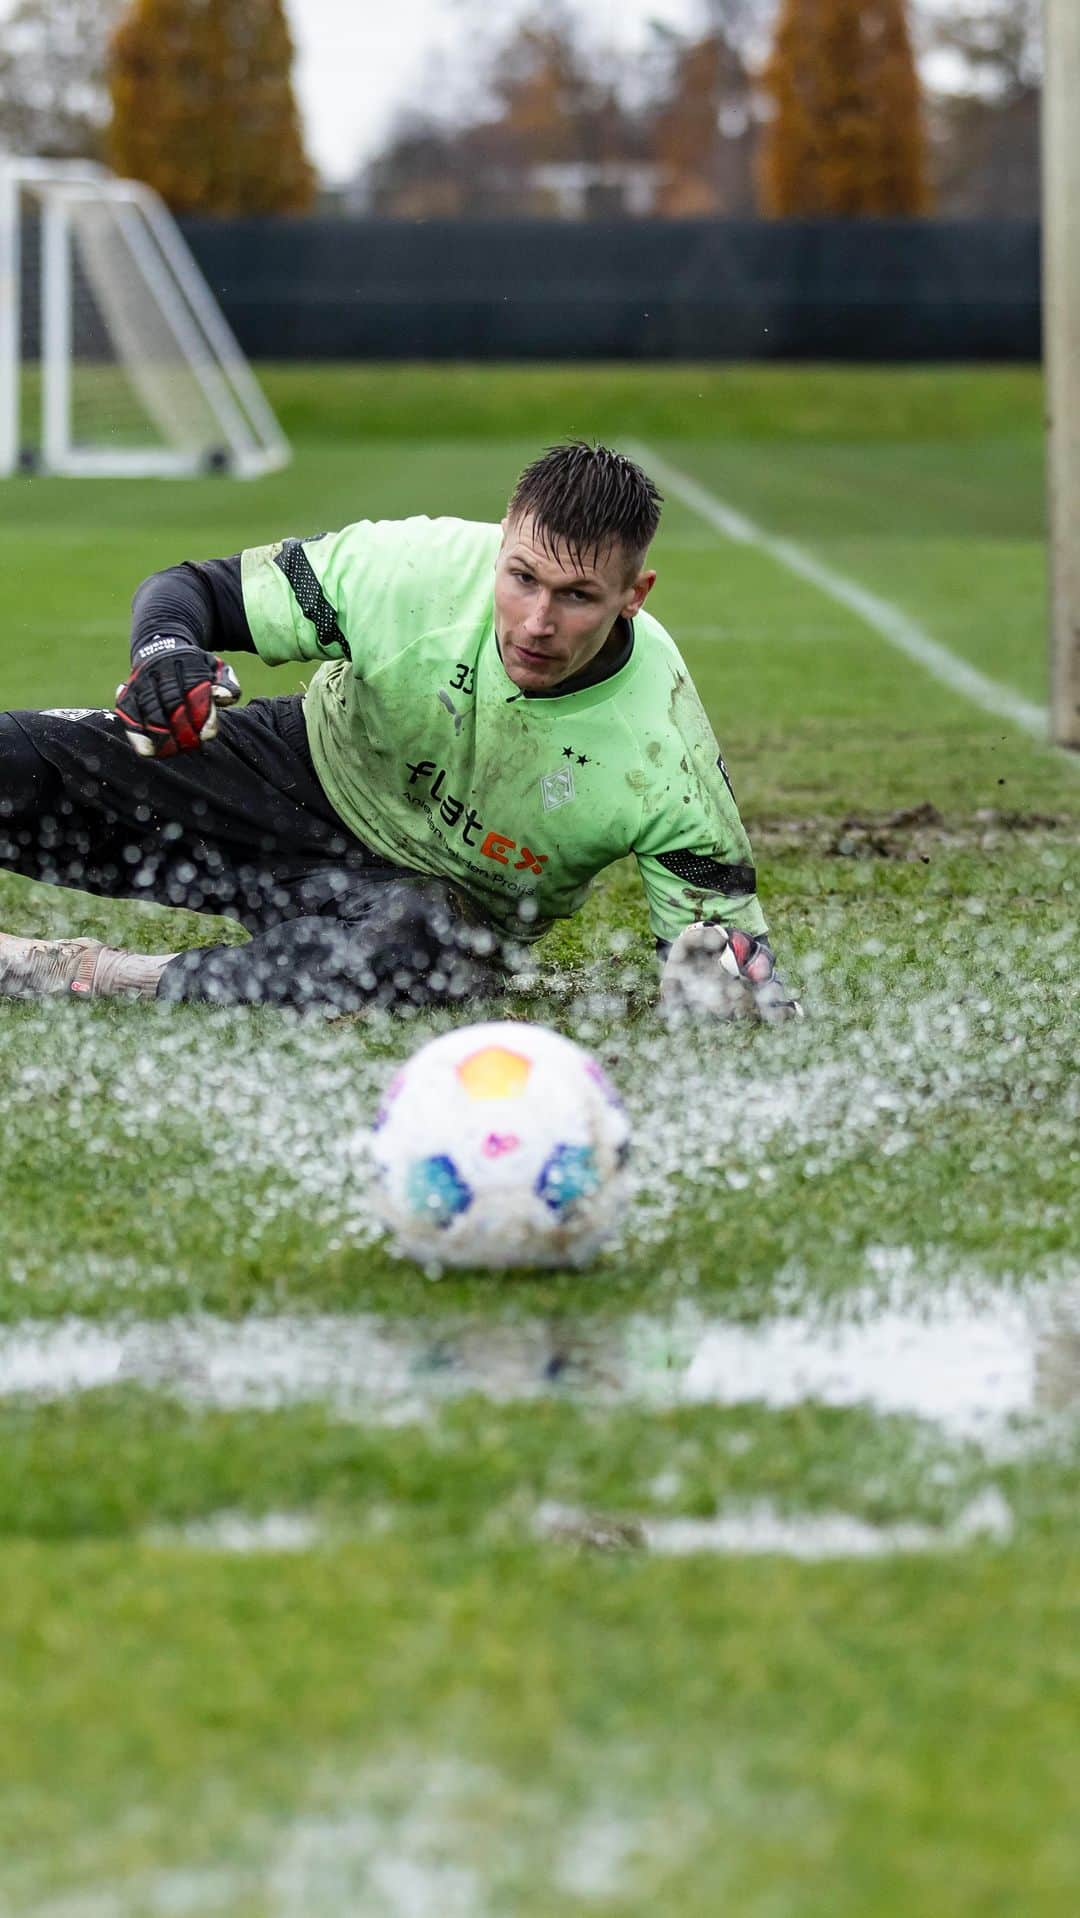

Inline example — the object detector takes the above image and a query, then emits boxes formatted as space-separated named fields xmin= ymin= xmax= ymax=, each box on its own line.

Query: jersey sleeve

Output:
xmin=240 ymin=528 xmax=354 ymax=667
xmin=631 ymin=675 xmax=767 ymax=945
xmin=239 ymin=517 xmax=503 ymax=672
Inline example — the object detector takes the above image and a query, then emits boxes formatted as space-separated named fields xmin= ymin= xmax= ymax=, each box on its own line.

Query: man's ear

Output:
xmin=622 ymin=569 xmax=657 ymax=619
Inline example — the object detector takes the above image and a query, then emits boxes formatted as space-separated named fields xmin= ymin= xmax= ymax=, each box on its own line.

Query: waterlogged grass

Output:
xmin=0 ymin=838 xmax=1074 ymax=1323
xmin=1 ymin=365 xmax=1079 ymax=1913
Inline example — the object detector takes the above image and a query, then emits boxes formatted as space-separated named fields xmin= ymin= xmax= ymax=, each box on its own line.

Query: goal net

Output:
xmin=0 ymin=159 xmax=289 ymax=478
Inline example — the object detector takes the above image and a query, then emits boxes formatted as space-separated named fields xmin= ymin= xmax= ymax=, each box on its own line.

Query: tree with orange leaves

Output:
xmin=759 ymin=0 xmax=930 ymax=216
xmin=107 ymin=0 xmax=315 ymax=215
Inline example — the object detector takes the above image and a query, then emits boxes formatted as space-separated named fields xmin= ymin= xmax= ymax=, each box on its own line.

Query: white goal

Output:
xmin=0 ymin=158 xmax=289 ymax=479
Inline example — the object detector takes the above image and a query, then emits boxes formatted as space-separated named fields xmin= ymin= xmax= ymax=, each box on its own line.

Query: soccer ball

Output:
xmin=370 ymin=1020 xmax=631 ymax=1269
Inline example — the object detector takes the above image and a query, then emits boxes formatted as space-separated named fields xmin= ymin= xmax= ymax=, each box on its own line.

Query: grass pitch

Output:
xmin=1 ymin=365 xmax=1078 ymax=1915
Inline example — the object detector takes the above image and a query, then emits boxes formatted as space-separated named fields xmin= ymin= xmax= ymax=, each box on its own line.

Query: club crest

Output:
xmin=539 ymin=765 xmax=576 ymax=812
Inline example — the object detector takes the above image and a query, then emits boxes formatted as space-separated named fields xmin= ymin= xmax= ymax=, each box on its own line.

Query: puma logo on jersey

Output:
xmin=437 ymin=689 xmax=464 ymax=734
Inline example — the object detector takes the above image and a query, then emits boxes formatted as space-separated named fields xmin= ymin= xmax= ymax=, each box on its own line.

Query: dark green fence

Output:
xmin=181 ymin=218 xmax=1041 ymax=362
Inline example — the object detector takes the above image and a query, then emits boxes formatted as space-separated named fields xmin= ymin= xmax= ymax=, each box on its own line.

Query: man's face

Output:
xmin=493 ymin=513 xmax=656 ymax=692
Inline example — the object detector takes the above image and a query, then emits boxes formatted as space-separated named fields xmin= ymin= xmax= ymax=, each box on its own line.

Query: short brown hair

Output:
xmin=507 ymin=441 xmax=662 ymax=573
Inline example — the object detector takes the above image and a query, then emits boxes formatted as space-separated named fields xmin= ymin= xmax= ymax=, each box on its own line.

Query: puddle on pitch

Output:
xmin=2 ymin=1275 xmax=1080 ymax=1439
xmin=147 ymin=1512 xmax=322 ymax=1554
xmin=533 ymin=1487 xmax=1015 ymax=1559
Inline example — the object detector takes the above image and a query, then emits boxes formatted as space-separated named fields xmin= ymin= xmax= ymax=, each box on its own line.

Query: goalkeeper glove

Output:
xmin=115 ymin=635 xmax=241 ymax=758
xmin=660 ymin=923 xmax=802 ymax=1023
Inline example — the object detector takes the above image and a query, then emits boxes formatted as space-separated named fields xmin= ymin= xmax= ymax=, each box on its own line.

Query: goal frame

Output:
xmin=0 ymin=157 xmax=289 ymax=480
xmin=1043 ymin=0 xmax=1080 ymax=751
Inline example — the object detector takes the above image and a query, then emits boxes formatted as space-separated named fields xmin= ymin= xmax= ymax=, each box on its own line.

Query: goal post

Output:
xmin=0 ymin=158 xmax=290 ymax=480
xmin=1043 ymin=0 xmax=1080 ymax=750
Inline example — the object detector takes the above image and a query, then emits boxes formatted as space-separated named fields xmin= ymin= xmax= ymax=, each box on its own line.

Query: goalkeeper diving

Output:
xmin=0 ymin=442 xmax=797 ymax=1019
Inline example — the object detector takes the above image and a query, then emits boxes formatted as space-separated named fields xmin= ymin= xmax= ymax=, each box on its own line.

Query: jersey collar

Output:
xmin=497 ymin=617 xmax=635 ymax=702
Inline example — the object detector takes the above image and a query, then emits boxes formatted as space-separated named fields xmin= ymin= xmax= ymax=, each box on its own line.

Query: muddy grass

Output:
xmin=754 ymin=804 xmax=1077 ymax=862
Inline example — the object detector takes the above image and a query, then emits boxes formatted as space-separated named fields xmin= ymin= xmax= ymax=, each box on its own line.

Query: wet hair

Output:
xmin=506 ymin=441 xmax=662 ymax=575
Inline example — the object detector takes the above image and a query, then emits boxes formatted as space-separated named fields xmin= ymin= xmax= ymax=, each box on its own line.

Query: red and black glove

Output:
xmin=660 ymin=922 xmax=803 ymax=1022
xmin=115 ymin=635 xmax=241 ymax=758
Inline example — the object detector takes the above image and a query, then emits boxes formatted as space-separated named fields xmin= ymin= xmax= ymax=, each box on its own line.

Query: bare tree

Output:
xmin=358 ymin=0 xmax=1042 ymax=223
xmin=362 ymin=6 xmax=644 ymax=219
xmin=922 ymin=0 xmax=1041 ymax=215
xmin=928 ymin=0 xmax=1041 ymax=99
xmin=647 ymin=20 xmax=759 ymax=216
xmin=0 ymin=0 xmax=120 ymax=160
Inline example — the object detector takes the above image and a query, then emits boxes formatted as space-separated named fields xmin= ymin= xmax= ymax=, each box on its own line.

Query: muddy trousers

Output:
xmin=0 ymin=698 xmax=507 ymax=1011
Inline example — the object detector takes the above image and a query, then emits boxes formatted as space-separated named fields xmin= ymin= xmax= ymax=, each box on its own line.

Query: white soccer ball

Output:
xmin=370 ymin=1020 xmax=631 ymax=1270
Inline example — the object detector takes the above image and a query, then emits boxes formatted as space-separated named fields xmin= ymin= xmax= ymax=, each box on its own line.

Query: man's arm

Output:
xmin=631 ymin=673 xmax=799 ymax=1020
xmin=634 ymin=762 xmax=768 ymax=950
xmin=130 ymin=556 xmax=255 ymax=658
xmin=115 ymin=557 xmax=252 ymax=758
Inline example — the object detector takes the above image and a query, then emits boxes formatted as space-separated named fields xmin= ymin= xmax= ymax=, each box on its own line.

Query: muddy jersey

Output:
xmin=240 ymin=515 xmax=765 ymax=944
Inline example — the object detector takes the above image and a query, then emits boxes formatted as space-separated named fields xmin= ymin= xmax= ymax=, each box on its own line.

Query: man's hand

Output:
xmin=115 ymin=635 xmax=241 ymax=758
xmin=660 ymin=923 xmax=802 ymax=1023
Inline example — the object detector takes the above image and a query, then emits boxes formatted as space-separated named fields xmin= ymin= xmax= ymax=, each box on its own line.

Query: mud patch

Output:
xmin=754 ymin=803 xmax=1076 ymax=862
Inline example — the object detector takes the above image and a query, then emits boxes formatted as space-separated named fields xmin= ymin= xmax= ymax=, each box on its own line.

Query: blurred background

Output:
xmin=0 ymin=0 xmax=1045 ymax=361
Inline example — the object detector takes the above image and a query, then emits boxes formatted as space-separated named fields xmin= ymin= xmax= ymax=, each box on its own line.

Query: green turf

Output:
xmin=1 ymin=364 xmax=1078 ymax=1915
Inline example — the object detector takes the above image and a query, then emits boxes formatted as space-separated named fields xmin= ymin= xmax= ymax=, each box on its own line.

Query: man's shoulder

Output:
xmin=299 ymin=517 xmax=501 ymax=642
xmin=626 ymin=605 xmax=695 ymax=696
xmin=326 ymin=516 xmax=501 ymax=570
xmin=634 ymin=604 xmax=683 ymax=663
xmin=618 ymin=608 xmax=719 ymax=753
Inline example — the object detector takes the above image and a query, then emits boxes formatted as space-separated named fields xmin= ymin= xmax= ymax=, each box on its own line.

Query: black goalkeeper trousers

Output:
xmin=0 ymin=697 xmax=506 ymax=1011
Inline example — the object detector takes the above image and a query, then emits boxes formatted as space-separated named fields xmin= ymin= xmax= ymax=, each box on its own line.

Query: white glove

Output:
xmin=660 ymin=923 xmax=802 ymax=1023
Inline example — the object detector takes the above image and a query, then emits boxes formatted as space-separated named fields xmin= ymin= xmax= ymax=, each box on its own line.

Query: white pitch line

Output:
xmin=631 ymin=439 xmax=1051 ymax=742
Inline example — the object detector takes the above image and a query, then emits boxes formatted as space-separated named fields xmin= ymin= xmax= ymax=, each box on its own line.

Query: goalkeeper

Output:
xmin=0 ymin=442 xmax=796 ymax=1018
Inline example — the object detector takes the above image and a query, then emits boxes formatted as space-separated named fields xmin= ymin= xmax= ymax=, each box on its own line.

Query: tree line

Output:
xmin=0 ymin=0 xmax=1041 ymax=219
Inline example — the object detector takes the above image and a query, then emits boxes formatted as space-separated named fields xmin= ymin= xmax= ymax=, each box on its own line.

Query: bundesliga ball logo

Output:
xmin=371 ymin=1021 xmax=631 ymax=1269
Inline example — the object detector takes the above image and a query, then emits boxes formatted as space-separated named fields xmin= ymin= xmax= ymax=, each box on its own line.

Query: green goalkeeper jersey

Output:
xmin=240 ymin=515 xmax=766 ymax=945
